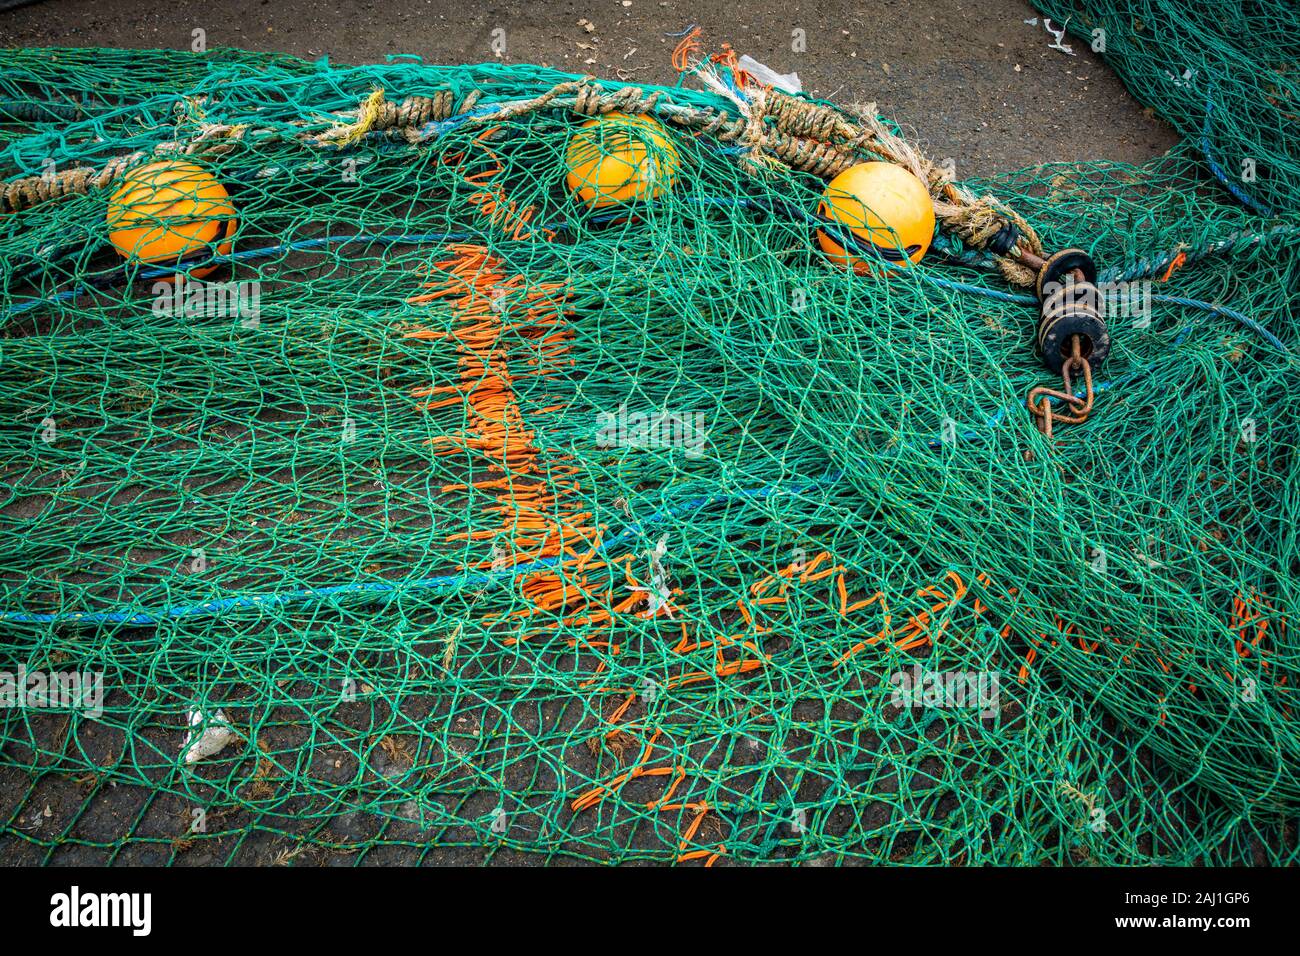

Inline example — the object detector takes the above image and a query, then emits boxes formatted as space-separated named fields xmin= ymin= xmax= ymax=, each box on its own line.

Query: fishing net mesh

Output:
xmin=0 ymin=18 xmax=1297 ymax=865
xmin=1034 ymin=0 xmax=1300 ymax=217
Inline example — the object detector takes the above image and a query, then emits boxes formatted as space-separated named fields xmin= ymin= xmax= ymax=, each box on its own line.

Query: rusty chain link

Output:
xmin=1027 ymin=334 xmax=1096 ymax=441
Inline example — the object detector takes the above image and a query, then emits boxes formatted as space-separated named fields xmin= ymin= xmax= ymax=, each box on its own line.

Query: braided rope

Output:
xmin=2 ymin=75 xmax=1044 ymax=286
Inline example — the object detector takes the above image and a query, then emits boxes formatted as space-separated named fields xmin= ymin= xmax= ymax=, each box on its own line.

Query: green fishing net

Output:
xmin=1032 ymin=0 xmax=1300 ymax=216
xmin=0 ymin=37 xmax=1297 ymax=865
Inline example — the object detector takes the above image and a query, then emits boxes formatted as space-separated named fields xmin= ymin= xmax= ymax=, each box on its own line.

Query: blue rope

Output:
xmin=1200 ymin=95 xmax=1273 ymax=216
xmin=7 ymin=203 xmax=1288 ymax=354
xmin=1 ymin=471 xmax=845 ymax=626
xmin=1151 ymin=293 xmax=1287 ymax=353
xmin=0 ymin=232 xmax=478 ymax=322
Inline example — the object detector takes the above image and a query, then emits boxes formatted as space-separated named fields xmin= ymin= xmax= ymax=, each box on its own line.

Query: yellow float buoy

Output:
xmin=106 ymin=160 xmax=236 ymax=280
xmin=817 ymin=162 xmax=935 ymax=273
xmin=565 ymin=112 xmax=680 ymax=209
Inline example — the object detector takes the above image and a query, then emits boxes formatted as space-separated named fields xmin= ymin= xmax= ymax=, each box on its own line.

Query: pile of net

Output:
xmin=1033 ymin=0 xmax=1300 ymax=216
xmin=0 ymin=37 xmax=1297 ymax=864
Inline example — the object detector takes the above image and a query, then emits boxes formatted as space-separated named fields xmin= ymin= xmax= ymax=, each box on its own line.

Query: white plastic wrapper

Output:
xmin=737 ymin=55 xmax=802 ymax=94
xmin=181 ymin=708 xmax=237 ymax=764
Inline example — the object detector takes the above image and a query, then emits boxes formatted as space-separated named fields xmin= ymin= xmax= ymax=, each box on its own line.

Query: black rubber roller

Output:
xmin=985 ymin=220 xmax=1021 ymax=256
xmin=1037 ymin=282 xmax=1111 ymax=374
xmin=1035 ymin=248 xmax=1098 ymax=302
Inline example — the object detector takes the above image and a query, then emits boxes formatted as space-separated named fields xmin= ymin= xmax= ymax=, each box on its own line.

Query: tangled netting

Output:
xmin=0 ymin=44 xmax=1298 ymax=865
xmin=1033 ymin=0 xmax=1300 ymax=217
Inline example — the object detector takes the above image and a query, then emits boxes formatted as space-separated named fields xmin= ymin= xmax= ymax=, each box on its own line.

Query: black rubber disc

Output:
xmin=1035 ymin=248 xmax=1098 ymax=301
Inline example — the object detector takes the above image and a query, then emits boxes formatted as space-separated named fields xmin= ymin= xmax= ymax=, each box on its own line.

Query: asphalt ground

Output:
xmin=1 ymin=0 xmax=1178 ymax=177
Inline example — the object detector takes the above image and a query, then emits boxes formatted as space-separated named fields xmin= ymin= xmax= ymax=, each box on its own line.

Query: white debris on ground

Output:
xmin=1043 ymin=19 xmax=1077 ymax=55
xmin=737 ymin=54 xmax=802 ymax=93
xmin=629 ymin=533 xmax=674 ymax=619
xmin=181 ymin=708 xmax=237 ymax=764
xmin=1024 ymin=16 xmax=1077 ymax=56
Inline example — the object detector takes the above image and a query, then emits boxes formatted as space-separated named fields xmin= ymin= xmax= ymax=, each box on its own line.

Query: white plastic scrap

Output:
xmin=737 ymin=54 xmax=802 ymax=94
xmin=182 ymin=708 xmax=237 ymax=764
xmin=1042 ymin=18 xmax=1077 ymax=56
xmin=1025 ymin=16 xmax=1076 ymax=56
xmin=630 ymin=533 xmax=674 ymax=619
